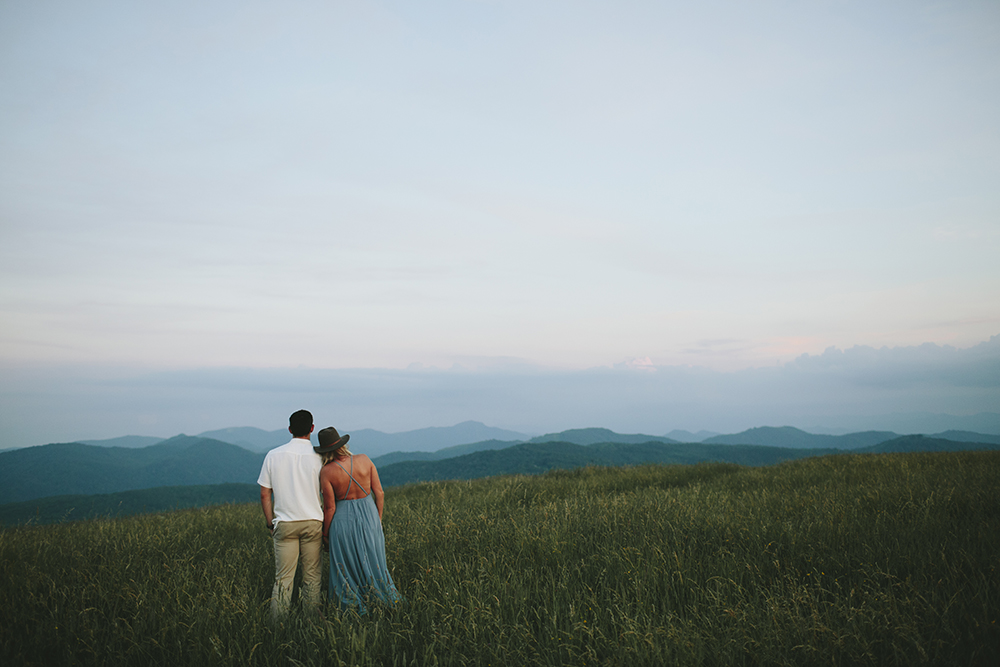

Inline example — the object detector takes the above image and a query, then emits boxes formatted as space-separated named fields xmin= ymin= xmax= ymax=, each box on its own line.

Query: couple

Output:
xmin=257 ymin=409 xmax=402 ymax=621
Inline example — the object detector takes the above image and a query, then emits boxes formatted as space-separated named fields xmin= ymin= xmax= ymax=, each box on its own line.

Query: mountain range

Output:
xmin=375 ymin=434 xmax=1000 ymax=487
xmin=79 ymin=420 xmax=531 ymax=457
xmin=3 ymin=423 xmax=1000 ymax=508
xmin=4 ymin=430 xmax=999 ymax=526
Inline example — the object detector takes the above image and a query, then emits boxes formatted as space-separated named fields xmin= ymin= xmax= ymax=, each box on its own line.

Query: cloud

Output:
xmin=785 ymin=335 xmax=1000 ymax=388
xmin=2 ymin=335 xmax=998 ymax=449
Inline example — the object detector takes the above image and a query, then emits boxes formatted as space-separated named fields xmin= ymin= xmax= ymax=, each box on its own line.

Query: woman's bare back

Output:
xmin=321 ymin=454 xmax=386 ymax=527
xmin=322 ymin=454 xmax=375 ymax=499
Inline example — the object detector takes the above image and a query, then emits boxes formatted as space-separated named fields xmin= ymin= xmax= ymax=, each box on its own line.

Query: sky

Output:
xmin=1 ymin=1 xmax=998 ymax=446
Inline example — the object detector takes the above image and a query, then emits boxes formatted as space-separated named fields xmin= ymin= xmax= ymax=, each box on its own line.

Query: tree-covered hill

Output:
xmin=372 ymin=439 xmax=526 ymax=466
xmin=0 ymin=436 xmax=264 ymax=504
xmin=0 ymin=483 xmax=260 ymax=526
xmin=858 ymin=434 xmax=1000 ymax=454
xmin=376 ymin=440 xmax=842 ymax=487
xmin=932 ymin=430 xmax=1000 ymax=445
xmin=377 ymin=436 xmax=1000 ymax=487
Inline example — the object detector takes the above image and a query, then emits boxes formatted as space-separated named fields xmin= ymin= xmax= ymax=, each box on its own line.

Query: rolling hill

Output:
xmin=0 ymin=436 xmax=264 ymax=504
xmin=373 ymin=439 xmax=520 ymax=466
xmin=375 ymin=440 xmax=841 ymax=487
xmin=932 ymin=430 xmax=1000 ymax=445
xmin=5 ymin=425 xmax=1000 ymax=516
xmin=858 ymin=434 xmax=1000 ymax=454
xmin=0 ymin=483 xmax=260 ymax=526
xmin=376 ymin=435 xmax=1000 ymax=487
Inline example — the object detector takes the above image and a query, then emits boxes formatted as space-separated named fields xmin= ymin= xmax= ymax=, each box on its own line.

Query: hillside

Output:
xmin=373 ymin=439 xmax=517 ymax=466
xmin=377 ymin=440 xmax=841 ymax=487
xmin=378 ymin=434 xmax=1000 ymax=487
xmin=1 ymin=451 xmax=997 ymax=666
xmin=933 ymin=430 xmax=1000 ymax=445
xmin=0 ymin=436 xmax=264 ymax=504
xmin=7 ymin=429 xmax=999 ymax=507
xmin=859 ymin=434 xmax=1000 ymax=454
xmin=0 ymin=483 xmax=260 ymax=526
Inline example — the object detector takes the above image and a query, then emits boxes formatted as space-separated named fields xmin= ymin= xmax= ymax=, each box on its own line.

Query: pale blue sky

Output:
xmin=1 ymin=1 xmax=998 ymax=443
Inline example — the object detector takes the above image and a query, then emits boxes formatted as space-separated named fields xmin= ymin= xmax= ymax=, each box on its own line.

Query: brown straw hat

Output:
xmin=314 ymin=426 xmax=350 ymax=453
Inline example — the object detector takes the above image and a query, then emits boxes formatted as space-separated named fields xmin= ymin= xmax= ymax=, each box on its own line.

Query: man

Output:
xmin=258 ymin=409 xmax=324 ymax=621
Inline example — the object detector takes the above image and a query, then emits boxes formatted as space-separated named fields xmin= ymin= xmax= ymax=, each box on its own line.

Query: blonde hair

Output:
xmin=321 ymin=445 xmax=352 ymax=465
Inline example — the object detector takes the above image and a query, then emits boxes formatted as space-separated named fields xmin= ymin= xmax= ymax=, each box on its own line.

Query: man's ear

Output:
xmin=310 ymin=425 xmax=315 ymax=434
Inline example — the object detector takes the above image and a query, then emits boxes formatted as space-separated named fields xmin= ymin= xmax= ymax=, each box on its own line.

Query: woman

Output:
xmin=314 ymin=426 xmax=402 ymax=613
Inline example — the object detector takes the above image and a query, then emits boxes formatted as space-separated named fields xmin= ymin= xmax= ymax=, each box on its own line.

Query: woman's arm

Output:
xmin=370 ymin=461 xmax=385 ymax=520
xmin=320 ymin=466 xmax=337 ymax=540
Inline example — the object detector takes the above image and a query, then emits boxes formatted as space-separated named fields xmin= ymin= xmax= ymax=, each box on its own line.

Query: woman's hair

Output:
xmin=322 ymin=445 xmax=352 ymax=465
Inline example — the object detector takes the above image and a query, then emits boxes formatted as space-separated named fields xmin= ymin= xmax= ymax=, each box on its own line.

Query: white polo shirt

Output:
xmin=257 ymin=437 xmax=324 ymax=524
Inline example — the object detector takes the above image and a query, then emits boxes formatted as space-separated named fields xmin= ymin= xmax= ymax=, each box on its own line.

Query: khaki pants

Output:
xmin=270 ymin=520 xmax=323 ymax=621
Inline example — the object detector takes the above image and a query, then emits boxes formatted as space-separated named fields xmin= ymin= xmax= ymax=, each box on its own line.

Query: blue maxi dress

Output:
xmin=327 ymin=457 xmax=403 ymax=613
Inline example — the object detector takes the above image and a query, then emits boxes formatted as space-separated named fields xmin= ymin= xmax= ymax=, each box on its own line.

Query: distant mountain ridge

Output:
xmin=72 ymin=421 xmax=531 ymax=456
xmin=528 ymin=428 xmax=678 ymax=446
xmin=370 ymin=427 xmax=680 ymax=466
xmin=664 ymin=429 xmax=721 ymax=442
xmin=196 ymin=427 xmax=288 ymax=452
xmin=347 ymin=421 xmax=530 ymax=457
xmin=78 ymin=435 xmax=165 ymax=448
xmin=702 ymin=426 xmax=899 ymax=449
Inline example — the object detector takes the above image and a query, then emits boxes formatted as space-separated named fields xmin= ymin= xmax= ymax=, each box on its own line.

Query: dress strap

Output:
xmin=334 ymin=456 xmax=370 ymax=500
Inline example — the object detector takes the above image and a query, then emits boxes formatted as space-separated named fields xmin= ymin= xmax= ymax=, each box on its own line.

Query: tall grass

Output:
xmin=2 ymin=451 xmax=998 ymax=666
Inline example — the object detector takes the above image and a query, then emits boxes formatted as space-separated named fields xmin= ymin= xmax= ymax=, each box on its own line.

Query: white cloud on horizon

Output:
xmin=1 ymin=335 xmax=997 ymax=449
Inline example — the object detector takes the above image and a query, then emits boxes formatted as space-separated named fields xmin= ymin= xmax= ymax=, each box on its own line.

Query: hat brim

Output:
xmin=314 ymin=433 xmax=350 ymax=454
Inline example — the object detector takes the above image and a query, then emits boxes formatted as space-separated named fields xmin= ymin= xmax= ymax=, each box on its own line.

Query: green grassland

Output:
xmin=1 ymin=451 xmax=998 ymax=666
xmin=0 ymin=483 xmax=261 ymax=526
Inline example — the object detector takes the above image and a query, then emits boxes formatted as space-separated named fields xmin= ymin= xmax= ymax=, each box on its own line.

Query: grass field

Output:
xmin=1 ymin=451 xmax=998 ymax=666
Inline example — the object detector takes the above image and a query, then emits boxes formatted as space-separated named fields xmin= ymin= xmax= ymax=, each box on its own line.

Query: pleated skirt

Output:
xmin=327 ymin=494 xmax=403 ymax=613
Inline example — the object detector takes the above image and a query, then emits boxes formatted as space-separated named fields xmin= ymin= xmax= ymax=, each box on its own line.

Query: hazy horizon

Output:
xmin=2 ymin=334 xmax=997 ymax=449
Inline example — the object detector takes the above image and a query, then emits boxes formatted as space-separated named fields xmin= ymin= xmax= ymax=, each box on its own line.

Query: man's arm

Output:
xmin=260 ymin=485 xmax=275 ymax=534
